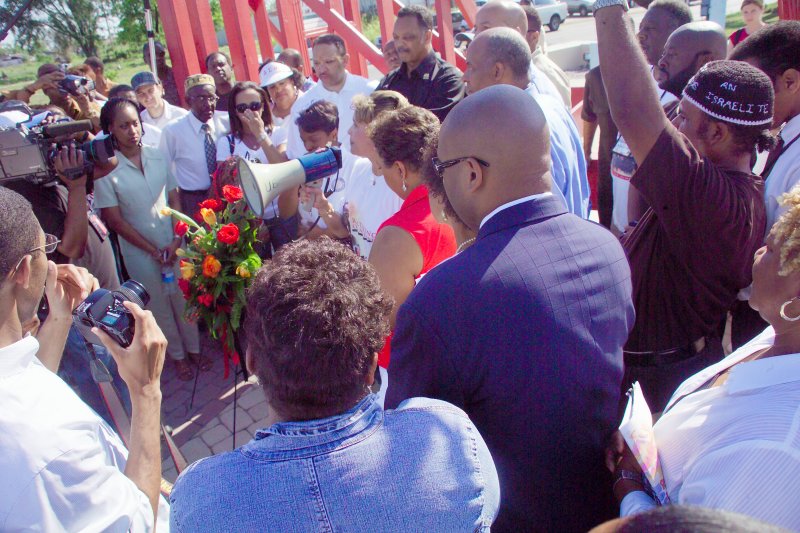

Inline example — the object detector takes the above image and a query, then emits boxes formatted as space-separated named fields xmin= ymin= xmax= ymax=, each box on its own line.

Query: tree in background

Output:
xmin=0 ymin=0 xmax=101 ymax=57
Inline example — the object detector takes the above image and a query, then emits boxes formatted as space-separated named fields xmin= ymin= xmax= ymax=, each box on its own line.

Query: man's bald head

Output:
xmin=464 ymin=28 xmax=531 ymax=94
xmin=438 ymin=85 xmax=551 ymax=230
xmin=656 ymin=21 xmax=727 ymax=96
xmin=475 ymin=0 xmax=528 ymax=39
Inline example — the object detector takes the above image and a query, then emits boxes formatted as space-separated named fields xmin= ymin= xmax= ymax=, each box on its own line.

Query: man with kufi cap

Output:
xmin=594 ymin=0 xmax=773 ymax=412
xmin=159 ymin=74 xmax=230 ymax=216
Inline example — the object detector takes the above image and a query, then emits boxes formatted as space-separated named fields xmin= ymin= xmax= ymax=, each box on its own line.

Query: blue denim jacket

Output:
xmin=170 ymin=394 xmax=499 ymax=532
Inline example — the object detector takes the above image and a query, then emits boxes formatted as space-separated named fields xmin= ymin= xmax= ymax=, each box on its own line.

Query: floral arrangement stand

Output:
xmin=162 ymin=183 xmax=262 ymax=381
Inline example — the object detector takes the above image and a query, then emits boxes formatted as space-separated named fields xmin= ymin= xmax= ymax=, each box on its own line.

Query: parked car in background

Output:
xmin=533 ymin=0 xmax=568 ymax=31
xmin=566 ymin=0 xmax=594 ymax=16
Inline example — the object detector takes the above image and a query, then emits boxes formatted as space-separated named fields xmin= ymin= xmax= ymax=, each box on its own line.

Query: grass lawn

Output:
xmin=725 ymin=4 xmax=780 ymax=35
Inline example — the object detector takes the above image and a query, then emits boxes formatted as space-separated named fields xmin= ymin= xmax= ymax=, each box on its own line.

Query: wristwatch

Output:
xmin=593 ymin=0 xmax=629 ymax=11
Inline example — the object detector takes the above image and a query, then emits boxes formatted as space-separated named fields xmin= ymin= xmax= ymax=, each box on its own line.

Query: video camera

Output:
xmin=59 ymin=74 xmax=95 ymax=97
xmin=0 ymin=101 xmax=113 ymax=184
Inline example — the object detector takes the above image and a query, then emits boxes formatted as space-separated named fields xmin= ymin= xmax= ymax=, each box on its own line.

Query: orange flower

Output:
xmin=200 ymin=208 xmax=217 ymax=226
xmin=202 ymin=255 xmax=222 ymax=278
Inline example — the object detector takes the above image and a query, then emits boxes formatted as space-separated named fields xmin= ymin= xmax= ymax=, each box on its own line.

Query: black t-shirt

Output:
xmin=4 ymin=180 xmax=69 ymax=264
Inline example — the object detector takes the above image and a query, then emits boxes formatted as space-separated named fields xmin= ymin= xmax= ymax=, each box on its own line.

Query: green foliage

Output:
xmin=0 ymin=0 xmax=102 ymax=57
xmin=113 ymin=0 xmax=166 ymax=49
xmin=725 ymin=4 xmax=779 ymax=35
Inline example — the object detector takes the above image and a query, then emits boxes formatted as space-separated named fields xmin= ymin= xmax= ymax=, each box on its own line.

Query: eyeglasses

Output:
xmin=12 ymin=233 xmax=61 ymax=273
xmin=235 ymin=101 xmax=263 ymax=114
xmin=189 ymin=94 xmax=218 ymax=104
xmin=431 ymin=156 xmax=490 ymax=178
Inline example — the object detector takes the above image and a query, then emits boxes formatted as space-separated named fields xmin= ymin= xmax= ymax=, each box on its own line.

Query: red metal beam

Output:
xmin=779 ymin=0 xmax=800 ymax=19
xmin=156 ymin=0 xmax=202 ymax=103
xmin=219 ymin=0 xmax=261 ymax=83
xmin=185 ymin=0 xmax=218 ymax=70
xmin=375 ymin=0 xmax=395 ymax=49
xmin=252 ymin=0 xmax=276 ymax=62
xmin=341 ymin=0 xmax=368 ymax=77
xmin=454 ymin=0 xmax=476 ymax=29
xmin=433 ymin=0 xmax=457 ymax=66
xmin=303 ymin=0 xmax=387 ymax=72
xmin=276 ymin=0 xmax=311 ymax=74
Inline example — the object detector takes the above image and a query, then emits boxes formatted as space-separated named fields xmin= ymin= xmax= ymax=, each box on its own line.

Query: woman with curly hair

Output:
xmin=169 ymin=238 xmax=500 ymax=531
xmin=607 ymin=185 xmax=800 ymax=530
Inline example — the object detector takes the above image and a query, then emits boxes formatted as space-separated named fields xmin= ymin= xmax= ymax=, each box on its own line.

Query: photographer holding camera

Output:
xmin=0 ymin=68 xmax=65 ymax=105
xmin=0 ymin=186 xmax=170 ymax=530
xmin=33 ymin=63 xmax=103 ymax=132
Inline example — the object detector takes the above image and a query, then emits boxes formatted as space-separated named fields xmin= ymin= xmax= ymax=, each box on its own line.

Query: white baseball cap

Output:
xmin=259 ymin=61 xmax=293 ymax=87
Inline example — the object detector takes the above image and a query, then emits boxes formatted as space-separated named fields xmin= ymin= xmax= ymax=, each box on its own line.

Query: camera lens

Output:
xmin=116 ymin=279 xmax=150 ymax=308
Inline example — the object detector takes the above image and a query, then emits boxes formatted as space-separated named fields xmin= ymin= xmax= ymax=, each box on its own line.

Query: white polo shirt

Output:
xmin=285 ymin=72 xmax=374 ymax=159
xmin=160 ymin=111 xmax=230 ymax=191
xmin=141 ymin=101 xmax=188 ymax=130
xmin=0 ymin=336 xmax=170 ymax=531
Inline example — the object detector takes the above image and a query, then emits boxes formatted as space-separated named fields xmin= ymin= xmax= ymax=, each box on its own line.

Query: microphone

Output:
xmin=42 ymin=119 xmax=93 ymax=139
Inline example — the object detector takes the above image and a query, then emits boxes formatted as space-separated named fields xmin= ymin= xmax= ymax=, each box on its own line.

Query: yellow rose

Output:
xmin=236 ymin=263 xmax=251 ymax=279
xmin=175 ymin=248 xmax=187 ymax=257
xmin=160 ymin=206 xmax=172 ymax=216
xmin=179 ymin=260 xmax=195 ymax=280
xmin=200 ymin=208 xmax=217 ymax=226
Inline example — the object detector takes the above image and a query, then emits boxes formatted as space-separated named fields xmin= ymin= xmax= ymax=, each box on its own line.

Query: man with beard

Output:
xmin=611 ymin=0 xmax=691 ymax=234
xmin=623 ymin=21 xmax=728 ymax=224
xmin=376 ymin=6 xmax=464 ymax=121
xmin=595 ymin=0 xmax=772 ymax=412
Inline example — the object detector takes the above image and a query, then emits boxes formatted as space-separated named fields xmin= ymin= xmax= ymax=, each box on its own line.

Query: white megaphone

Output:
xmin=237 ymin=147 xmax=343 ymax=215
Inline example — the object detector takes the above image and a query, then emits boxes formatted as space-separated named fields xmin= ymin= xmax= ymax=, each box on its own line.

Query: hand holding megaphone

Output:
xmin=237 ymin=146 xmax=343 ymax=216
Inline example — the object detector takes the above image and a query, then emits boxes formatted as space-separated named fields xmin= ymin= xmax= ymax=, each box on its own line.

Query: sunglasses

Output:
xmin=12 ymin=233 xmax=61 ymax=273
xmin=431 ymin=156 xmax=490 ymax=178
xmin=235 ymin=102 xmax=263 ymax=114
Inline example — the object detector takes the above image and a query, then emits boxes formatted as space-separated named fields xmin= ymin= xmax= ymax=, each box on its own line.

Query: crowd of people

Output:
xmin=1 ymin=0 xmax=799 ymax=530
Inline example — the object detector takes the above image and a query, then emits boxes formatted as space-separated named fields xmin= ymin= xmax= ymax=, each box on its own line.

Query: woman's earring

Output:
xmin=780 ymin=297 xmax=800 ymax=322
xmin=441 ymin=210 xmax=448 ymax=221
xmin=402 ymin=178 xmax=407 ymax=192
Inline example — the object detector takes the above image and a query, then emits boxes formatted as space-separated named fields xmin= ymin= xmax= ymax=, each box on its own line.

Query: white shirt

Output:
xmin=621 ymin=327 xmax=800 ymax=531
xmin=215 ymin=129 xmax=288 ymax=219
xmin=480 ymin=192 xmax=553 ymax=229
xmin=285 ymin=72 xmax=374 ymax=159
xmin=764 ymin=114 xmax=800 ymax=234
xmin=528 ymin=60 xmax=566 ymax=108
xmin=160 ymin=111 xmax=230 ymax=191
xmin=141 ymin=100 xmax=188 ymax=130
xmin=342 ymin=156 xmax=402 ymax=259
xmin=0 ymin=336 xmax=170 ymax=532
xmin=531 ymin=48 xmax=572 ymax=109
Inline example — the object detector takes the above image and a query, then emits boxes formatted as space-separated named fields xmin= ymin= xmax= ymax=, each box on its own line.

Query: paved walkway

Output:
xmin=160 ymin=332 xmax=268 ymax=483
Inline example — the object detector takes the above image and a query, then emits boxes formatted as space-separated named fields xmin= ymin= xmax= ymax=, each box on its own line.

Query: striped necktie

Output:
xmin=201 ymin=123 xmax=216 ymax=176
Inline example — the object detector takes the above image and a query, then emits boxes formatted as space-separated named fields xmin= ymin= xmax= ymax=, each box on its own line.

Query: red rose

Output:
xmin=174 ymin=220 xmax=189 ymax=236
xmin=222 ymin=185 xmax=243 ymax=203
xmin=197 ymin=293 xmax=214 ymax=307
xmin=199 ymin=198 xmax=224 ymax=212
xmin=216 ymin=223 xmax=240 ymax=245
xmin=178 ymin=278 xmax=191 ymax=299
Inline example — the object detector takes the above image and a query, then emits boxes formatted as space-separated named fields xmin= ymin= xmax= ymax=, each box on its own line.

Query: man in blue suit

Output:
xmin=385 ymin=85 xmax=635 ymax=532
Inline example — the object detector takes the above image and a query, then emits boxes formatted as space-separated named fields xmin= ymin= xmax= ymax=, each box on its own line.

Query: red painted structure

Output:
xmin=155 ymin=0 xmax=470 ymax=103
xmin=779 ymin=0 xmax=800 ymax=21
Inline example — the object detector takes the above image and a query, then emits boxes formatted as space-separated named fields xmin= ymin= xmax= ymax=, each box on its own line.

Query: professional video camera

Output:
xmin=0 ymin=101 xmax=113 ymax=184
xmin=59 ymin=74 xmax=95 ymax=97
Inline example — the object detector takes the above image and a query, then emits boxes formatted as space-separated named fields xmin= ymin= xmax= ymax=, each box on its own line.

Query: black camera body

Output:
xmin=0 ymin=101 xmax=113 ymax=184
xmin=58 ymin=75 xmax=95 ymax=97
xmin=73 ymin=280 xmax=150 ymax=347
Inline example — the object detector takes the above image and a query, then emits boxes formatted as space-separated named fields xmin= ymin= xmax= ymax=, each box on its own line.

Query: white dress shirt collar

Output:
xmin=187 ymin=111 xmax=212 ymax=134
xmin=0 ymin=335 xmax=39 ymax=378
xmin=480 ymin=192 xmax=553 ymax=229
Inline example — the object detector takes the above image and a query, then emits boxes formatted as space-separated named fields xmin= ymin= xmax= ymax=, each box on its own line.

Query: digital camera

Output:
xmin=73 ymin=280 xmax=150 ymax=347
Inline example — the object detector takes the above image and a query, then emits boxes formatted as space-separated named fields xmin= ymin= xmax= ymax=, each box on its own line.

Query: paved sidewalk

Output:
xmin=160 ymin=332 xmax=268 ymax=484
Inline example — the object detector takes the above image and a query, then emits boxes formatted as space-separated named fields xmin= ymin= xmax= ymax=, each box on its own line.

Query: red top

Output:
xmin=729 ymin=27 xmax=748 ymax=47
xmin=377 ymin=185 xmax=456 ymax=368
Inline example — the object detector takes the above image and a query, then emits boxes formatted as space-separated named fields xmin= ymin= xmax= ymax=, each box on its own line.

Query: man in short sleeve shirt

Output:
xmin=595 ymin=0 xmax=773 ymax=411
